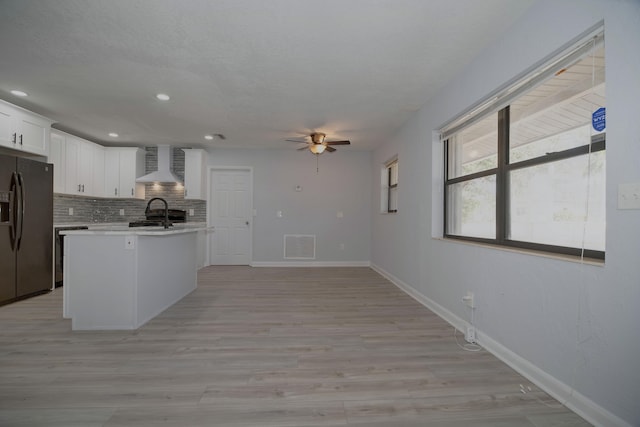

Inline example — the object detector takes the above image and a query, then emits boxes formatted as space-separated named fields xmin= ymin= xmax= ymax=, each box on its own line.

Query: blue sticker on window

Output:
xmin=592 ymin=107 xmax=606 ymax=132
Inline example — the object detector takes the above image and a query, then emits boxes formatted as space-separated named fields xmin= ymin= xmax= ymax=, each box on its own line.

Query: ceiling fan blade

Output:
xmin=286 ymin=138 xmax=308 ymax=143
xmin=325 ymin=140 xmax=350 ymax=145
xmin=297 ymin=146 xmax=309 ymax=151
xmin=325 ymin=146 xmax=337 ymax=152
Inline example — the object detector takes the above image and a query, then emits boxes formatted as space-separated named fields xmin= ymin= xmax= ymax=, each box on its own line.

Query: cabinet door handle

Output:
xmin=19 ymin=134 xmax=23 ymax=145
xmin=78 ymin=184 xmax=81 ymax=192
xmin=185 ymin=188 xmax=188 ymax=197
xmin=12 ymin=133 xmax=17 ymax=144
xmin=131 ymin=188 xmax=134 ymax=196
xmin=115 ymin=188 xmax=118 ymax=196
xmin=81 ymin=184 xmax=85 ymax=193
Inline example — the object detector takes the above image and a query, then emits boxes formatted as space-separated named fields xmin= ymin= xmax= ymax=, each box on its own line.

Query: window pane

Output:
xmin=447 ymin=113 xmax=498 ymax=179
xmin=509 ymin=151 xmax=605 ymax=251
xmin=388 ymin=161 xmax=398 ymax=185
xmin=389 ymin=187 xmax=398 ymax=212
xmin=510 ymin=46 xmax=605 ymax=163
xmin=447 ymin=175 xmax=496 ymax=239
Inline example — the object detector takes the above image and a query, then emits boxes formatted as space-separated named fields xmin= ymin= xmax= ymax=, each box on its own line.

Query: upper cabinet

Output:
xmin=104 ymin=147 xmax=145 ymax=199
xmin=0 ymin=100 xmax=52 ymax=157
xmin=49 ymin=130 xmax=103 ymax=197
xmin=63 ymin=134 xmax=98 ymax=196
xmin=50 ymin=131 xmax=146 ymax=199
xmin=49 ymin=131 xmax=66 ymax=193
xmin=182 ymin=148 xmax=208 ymax=200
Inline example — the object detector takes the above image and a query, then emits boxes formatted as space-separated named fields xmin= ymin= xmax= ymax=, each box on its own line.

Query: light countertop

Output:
xmin=59 ymin=223 xmax=210 ymax=236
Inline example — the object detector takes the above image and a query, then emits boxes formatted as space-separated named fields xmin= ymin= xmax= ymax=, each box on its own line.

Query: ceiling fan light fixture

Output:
xmin=309 ymin=144 xmax=326 ymax=154
xmin=311 ymin=132 xmax=326 ymax=144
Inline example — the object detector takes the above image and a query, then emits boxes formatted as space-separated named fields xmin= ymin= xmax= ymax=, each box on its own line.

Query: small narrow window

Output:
xmin=386 ymin=159 xmax=398 ymax=213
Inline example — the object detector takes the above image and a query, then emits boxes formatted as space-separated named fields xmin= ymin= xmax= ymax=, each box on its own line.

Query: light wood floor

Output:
xmin=0 ymin=266 xmax=590 ymax=426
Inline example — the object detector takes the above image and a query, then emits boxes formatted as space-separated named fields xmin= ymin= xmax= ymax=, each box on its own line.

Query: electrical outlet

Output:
xmin=189 ymin=208 xmax=195 ymax=216
xmin=119 ymin=209 xmax=125 ymax=216
xmin=68 ymin=207 xmax=74 ymax=216
xmin=465 ymin=326 xmax=476 ymax=343
xmin=462 ymin=291 xmax=475 ymax=308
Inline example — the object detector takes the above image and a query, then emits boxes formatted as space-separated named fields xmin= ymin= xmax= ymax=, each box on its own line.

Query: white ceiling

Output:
xmin=0 ymin=0 xmax=534 ymax=150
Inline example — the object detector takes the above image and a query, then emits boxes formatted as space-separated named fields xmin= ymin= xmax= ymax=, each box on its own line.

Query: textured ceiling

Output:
xmin=0 ymin=0 xmax=534 ymax=150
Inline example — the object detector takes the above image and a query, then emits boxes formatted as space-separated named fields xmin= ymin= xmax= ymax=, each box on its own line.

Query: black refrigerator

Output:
xmin=0 ymin=154 xmax=53 ymax=305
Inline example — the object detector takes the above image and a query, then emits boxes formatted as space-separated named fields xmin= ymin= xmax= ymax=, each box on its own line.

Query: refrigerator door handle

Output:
xmin=16 ymin=173 xmax=25 ymax=250
xmin=9 ymin=172 xmax=18 ymax=250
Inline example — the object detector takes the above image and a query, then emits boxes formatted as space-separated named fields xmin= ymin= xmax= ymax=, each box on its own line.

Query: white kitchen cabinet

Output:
xmin=0 ymin=100 xmax=52 ymax=157
xmin=92 ymin=145 xmax=105 ymax=198
xmin=59 ymin=132 xmax=101 ymax=196
xmin=182 ymin=148 xmax=207 ymax=200
xmin=104 ymin=147 xmax=145 ymax=199
xmin=49 ymin=131 xmax=66 ymax=193
xmin=64 ymin=135 xmax=94 ymax=195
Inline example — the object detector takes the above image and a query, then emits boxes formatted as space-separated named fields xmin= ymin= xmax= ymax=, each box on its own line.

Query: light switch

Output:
xmin=119 ymin=209 xmax=125 ymax=216
xmin=618 ymin=182 xmax=640 ymax=209
xmin=189 ymin=208 xmax=195 ymax=216
xmin=125 ymin=236 xmax=135 ymax=250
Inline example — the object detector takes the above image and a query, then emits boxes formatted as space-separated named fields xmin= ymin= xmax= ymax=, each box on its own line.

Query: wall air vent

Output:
xmin=284 ymin=234 xmax=316 ymax=259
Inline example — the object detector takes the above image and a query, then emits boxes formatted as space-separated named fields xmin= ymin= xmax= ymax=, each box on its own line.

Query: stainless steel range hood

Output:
xmin=136 ymin=145 xmax=182 ymax=183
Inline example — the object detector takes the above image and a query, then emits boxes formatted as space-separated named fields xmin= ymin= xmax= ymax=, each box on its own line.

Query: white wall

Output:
xmin=371 ymin=1 xmax=640 ymax=426
xmin=208 ymin=148 xmax=371 ymax=264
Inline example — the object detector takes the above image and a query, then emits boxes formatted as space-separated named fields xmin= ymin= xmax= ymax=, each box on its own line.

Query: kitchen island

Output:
xmin=61 ymin=225 xmax=206 ymax=330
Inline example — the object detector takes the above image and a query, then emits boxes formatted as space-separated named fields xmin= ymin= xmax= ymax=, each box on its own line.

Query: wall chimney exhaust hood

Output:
xmin=136 ymin=145 xmax=182 ymax=184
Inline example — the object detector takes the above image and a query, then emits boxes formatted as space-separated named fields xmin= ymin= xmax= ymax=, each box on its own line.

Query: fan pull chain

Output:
xmin=316 ymin=154 xmax=319 ymax=173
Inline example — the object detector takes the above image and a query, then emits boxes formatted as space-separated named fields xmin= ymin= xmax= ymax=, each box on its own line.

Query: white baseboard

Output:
xmin=251 ymin=261 xmax=371 ymax=267
xmin=370 ymin=263 xmax=632 ymax=427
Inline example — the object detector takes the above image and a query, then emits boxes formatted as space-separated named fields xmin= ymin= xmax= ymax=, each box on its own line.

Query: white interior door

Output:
xmin=208 ymin=169 xmax=252 ymax=265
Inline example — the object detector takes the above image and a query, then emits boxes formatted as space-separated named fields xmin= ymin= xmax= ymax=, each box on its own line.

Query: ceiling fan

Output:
xmin=287 ymin=132 xmax=351 ymax=154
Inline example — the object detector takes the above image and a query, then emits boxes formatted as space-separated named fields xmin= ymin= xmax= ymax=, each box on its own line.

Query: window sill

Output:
xmin=433 ymin=236 xmax=605 ymax=267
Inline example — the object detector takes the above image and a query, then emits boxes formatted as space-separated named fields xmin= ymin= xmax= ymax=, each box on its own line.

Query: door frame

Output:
xmin=206 ymin=166 xmax=254 ymax=266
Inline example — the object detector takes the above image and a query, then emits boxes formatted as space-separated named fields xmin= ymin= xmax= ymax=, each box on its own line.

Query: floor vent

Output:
xmin=284 ymin=234 xmax=316 ymax=259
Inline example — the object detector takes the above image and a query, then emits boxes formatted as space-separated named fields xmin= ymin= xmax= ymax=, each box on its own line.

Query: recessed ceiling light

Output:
xmin=156 ymin=93 xmax=170 ymax=101
xmin=204 ymin=135 xmax=214 ymax=140
xmin=11 ymin=90 xmax=28 ymax=97
xmin=108 ymin=132 xmax=119 ymax=138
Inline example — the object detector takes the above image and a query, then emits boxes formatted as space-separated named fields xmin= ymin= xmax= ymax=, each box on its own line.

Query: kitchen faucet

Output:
xmin=145 ymin=197 xmax=171 ymax=229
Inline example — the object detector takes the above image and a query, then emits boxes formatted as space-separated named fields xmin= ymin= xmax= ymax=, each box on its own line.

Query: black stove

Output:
xmin=128 ymin=220 xmax=173 ymax=228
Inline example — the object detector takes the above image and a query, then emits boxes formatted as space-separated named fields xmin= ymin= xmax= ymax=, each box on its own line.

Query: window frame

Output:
xmin=443 ymin=105 xmax=606 ymax=260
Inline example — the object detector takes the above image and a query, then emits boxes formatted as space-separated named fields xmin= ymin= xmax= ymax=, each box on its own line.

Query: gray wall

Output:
xmin=207 ymin=148 xmax=371 ymax=264
xmin=371 ymin=1 xmax=640 ymax=426
xmin=54 ymin=147 xmax=206 ymax=224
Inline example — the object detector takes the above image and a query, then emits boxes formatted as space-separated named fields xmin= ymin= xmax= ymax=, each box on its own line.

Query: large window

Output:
xmin=443 ymin=32 xmax=605 ymax=259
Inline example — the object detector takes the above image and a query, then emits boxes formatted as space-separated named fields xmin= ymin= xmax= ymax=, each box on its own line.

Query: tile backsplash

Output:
xmin=54 ymin=147 xmax=206 ymax=224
